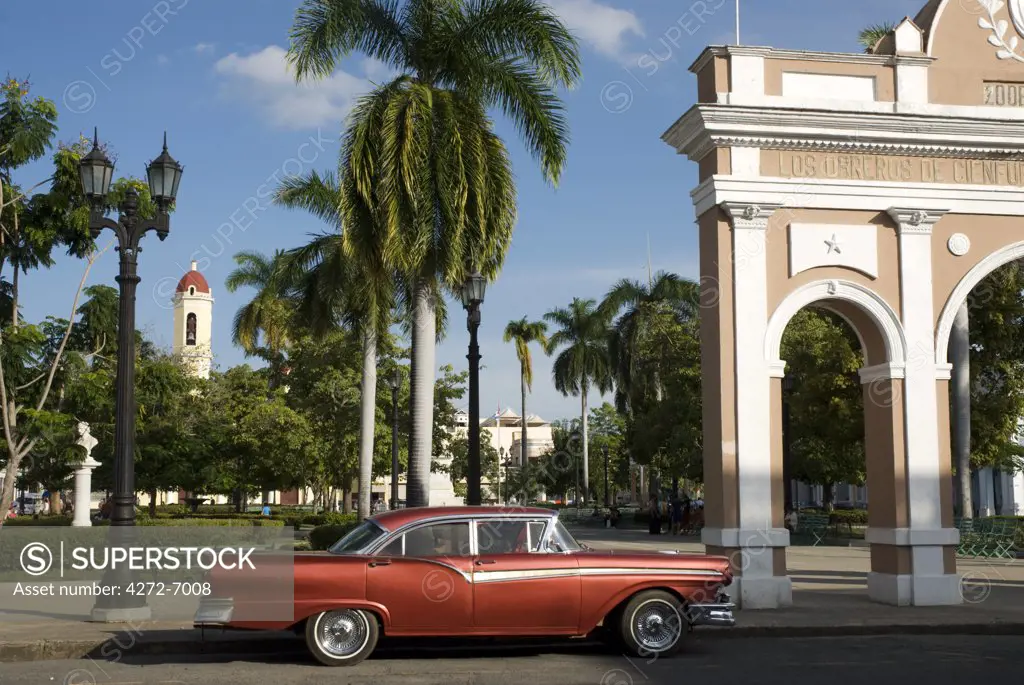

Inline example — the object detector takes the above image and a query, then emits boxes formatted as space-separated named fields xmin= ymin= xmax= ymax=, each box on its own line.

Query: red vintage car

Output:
xmin=194 ymin=506 xmax=735 ymax=666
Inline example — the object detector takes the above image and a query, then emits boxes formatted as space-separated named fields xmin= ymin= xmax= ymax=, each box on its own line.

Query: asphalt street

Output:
xmin=2 ymin=635 xmax=1017 ymax=685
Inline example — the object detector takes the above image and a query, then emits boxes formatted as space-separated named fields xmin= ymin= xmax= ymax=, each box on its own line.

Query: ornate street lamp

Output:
xmin=387 ymin=367 xmax=402 ymax=509
xmin=80 ymin=128 xmax=182 ymax=621
xmin=460 ymin=271 xmax=486 ymax=506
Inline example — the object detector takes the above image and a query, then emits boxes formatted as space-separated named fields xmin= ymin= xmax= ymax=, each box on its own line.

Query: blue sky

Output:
xmin=2 ymin=0 xmax=923 ymax=422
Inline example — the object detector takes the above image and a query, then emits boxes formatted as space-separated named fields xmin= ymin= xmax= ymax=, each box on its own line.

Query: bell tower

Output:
xmin=172 ymin=260 xmax=214 ymax=379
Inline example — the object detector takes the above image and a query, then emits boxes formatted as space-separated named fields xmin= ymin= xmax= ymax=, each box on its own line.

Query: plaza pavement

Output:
xmin=1 ymin=526 xmax=1022 ymax=662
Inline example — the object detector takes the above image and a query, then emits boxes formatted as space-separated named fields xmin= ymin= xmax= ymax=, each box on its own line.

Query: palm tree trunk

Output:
xmin=581 ymin=383 xmax=590 ymax=505
xmin=520 ymin=370 xmax=527 ymax=468
xmin=9 ymin=207 xmax=19 ymax=329
xmin=407 ymin=280 xmax=436 ymax=508
xmin=357 ymin=328 xmax=377 ymax=521
xmin=951 ymin=302 xmax=973 ymax=517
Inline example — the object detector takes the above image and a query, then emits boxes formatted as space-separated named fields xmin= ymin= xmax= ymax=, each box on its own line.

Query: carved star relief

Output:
xmin=825 ymin=233 xmax=842 ymax=254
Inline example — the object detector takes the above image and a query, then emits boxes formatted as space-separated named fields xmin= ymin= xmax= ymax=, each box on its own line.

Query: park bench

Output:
xmin=956 ymin=517 xmax=1018 ymax=559
xmin=793 ymin=513 xmax=831 ymax=546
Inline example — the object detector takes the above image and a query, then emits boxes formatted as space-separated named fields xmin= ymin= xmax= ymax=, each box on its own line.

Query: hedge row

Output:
xmin=3 ymin=515 xmax=285 ymax=528
xmin=144 ymin=510 xmax=355 ymax=529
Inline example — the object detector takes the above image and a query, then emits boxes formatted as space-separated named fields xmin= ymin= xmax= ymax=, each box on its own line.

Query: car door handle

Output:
xmin=368 ymin=560 xmax=391 ymax=567
xmin=475 ymin=559 xmax=497 ymax=565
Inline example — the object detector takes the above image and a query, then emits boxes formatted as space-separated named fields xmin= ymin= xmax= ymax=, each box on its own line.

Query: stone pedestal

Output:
xmin=73 ymin=456 xmax=100 ymax=527
xmin=428 ymin=457 xmax=463 ymax=506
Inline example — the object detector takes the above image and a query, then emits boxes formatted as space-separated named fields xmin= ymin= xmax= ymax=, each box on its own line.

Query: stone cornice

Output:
xmin=663 ymin=104 xmax=1024 ymax=161
xmin=688 ymin=45 xmax=932 ymax=74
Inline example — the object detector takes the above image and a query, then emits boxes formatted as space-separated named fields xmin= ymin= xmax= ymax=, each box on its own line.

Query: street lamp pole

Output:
xmin=79 ymin=129 xmax=183 ymax=621
xmin=388 ymin=367 xmax=402 ymax=509
xmin=461 ymin=272 xmax=486 ymax=506
xmin=603 ymin=443 xmax=610 ymax=508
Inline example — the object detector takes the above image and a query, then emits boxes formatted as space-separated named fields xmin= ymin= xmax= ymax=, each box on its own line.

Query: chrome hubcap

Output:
xmin=316 ymin=610 xmax=369 ymax=657
xmin=632 ymin=601 xmax=681 ymax=652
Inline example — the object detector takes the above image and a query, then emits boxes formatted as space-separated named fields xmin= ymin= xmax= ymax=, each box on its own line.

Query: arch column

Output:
xmin=864 ymin=209 xmax=959 ymax=606
xmin=700 ymin=201 xmax=792 ymax=610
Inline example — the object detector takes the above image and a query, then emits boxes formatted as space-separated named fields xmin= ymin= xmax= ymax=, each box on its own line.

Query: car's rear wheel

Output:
xmin=618 ymin=590 xmax=686 ymax=658
xmin=305 ymin=608 xmax=379 ymax=666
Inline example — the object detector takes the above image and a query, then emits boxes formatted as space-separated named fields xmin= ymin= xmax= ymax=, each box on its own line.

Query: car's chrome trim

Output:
xmin=687 ymin=592 xmax=737 ymax=627
xmin=472 ymin=566 xmax=725 ymax=583
xmin=193 ymin=597 xmax=234 ymax=626
xmin=472 ymin=568 xmax=580 ymax=583
xmin=579 ymin=567 xmax=724 ymax=578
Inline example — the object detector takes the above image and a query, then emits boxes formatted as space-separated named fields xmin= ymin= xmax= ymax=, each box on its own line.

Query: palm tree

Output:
xmin=274 ymin=170 xmax=394 ymax=522
xmin=288 ymin=0 xmax=581 ymax=507
xmin=544 ymin=298 xmax=612 ymax=505
xmin=601 ymin=271 xmax=700 ymax=410
xmin=503 ymin=317 xmax=547 ymax=468
xmin=224 ymin=250 xmax=296 ymax=378
xmin=858 ymin=22 xmax=895 ymax=53
xmin=76 ymin=284 xmax=119 ymax=357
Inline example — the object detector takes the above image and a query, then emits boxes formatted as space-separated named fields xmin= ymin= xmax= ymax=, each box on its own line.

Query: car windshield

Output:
xmin=549 ymin=519 xmax=583 ymax=552
xmin=328 ymin=520 xmax=386 ymax=554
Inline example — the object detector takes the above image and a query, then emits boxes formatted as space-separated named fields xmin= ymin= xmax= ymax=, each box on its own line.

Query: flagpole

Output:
xmin=735 ymin=0 xmax=740 ymax=45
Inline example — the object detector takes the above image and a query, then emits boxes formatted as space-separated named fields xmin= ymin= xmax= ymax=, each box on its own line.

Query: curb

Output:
xmin=698 ymin=622 xmax=1024 ymax=638
xmin=4 ymin=623 xmax=1024 ymax=662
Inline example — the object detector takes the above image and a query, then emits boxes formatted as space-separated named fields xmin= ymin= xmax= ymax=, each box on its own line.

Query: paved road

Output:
xmin=3 ymin=635 xmax=1018 ymax=685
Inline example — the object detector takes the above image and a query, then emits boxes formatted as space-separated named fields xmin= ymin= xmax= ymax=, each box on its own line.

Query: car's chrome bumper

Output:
xmin=194 ymin=597 xmax=234 ymax=626
xmin=688 ymin=593 xmax=736 ymax=627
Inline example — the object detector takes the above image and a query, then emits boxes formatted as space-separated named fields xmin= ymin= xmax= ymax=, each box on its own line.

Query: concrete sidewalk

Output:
xmin=2 ymin=528 xmax=1023 ymax=662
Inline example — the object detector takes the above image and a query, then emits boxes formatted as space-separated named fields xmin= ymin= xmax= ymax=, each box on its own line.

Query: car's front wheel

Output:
xmin=618 ymin=590 xmax=687 ymax=658
xmin=305 ymin=608 xmax=379 ymax=666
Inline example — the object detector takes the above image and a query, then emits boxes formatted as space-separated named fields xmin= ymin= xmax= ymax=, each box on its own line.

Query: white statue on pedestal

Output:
xmin=73 ymin=421 xmax=100 ymax=527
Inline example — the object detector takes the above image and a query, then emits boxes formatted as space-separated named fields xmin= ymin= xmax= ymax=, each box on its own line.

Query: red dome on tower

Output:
xmin=177 ymin=261 xmax=210 ymax=295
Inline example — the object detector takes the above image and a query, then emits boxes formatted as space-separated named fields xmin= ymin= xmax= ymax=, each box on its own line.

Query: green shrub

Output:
xmin=139 ymin=518 xmax=285 ymax=527
xmin=3 ymin=516 xmax=72 ymax=526
xmin=828 ymin=509 xmax=868 ymax=525
xmin=309 ymin=522 xmax=358 ymax=550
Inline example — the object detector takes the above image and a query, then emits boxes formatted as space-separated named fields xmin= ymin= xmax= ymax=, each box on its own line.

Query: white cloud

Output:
xmin=548 ymin=0 xmax=644 ymax=60
xmin=213 ymin=45 xmax=377 ymax=129
xmin=194 ymin=42 xmax=216 ymax=54
xmin=156 ymin=54 xmax=170 ymax=66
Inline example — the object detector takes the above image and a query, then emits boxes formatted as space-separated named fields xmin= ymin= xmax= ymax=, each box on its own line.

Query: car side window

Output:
xmin=476 ymin=520 xmax=536 ymax=555
xmin=401 ymin=522 xmax=472 ymax=557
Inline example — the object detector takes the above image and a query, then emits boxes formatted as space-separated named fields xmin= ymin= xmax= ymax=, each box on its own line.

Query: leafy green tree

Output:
xmin=1 ymin=76 xmax=58 ymax=326
xmin=448 ymin=436 xmax=499 ymax=501
xmin=75 ymin=284 xmax=119 ymax=358
xmin=19 ymin=410 xmax=80 ymax=514
xmin=966 ymin=261 xmax=1024 ymax=472
xmin=781 ymin=309 xmax=865 ymax=508
xmin=289 ymin=0 xmax=582 ymax=507
xmin=0 ymin=250 xmax=102 ymax=522
xmin=535 ymin=420 xmax=584 ymax=504
xmin=503 ymin=317 xmax=547 ymax=467
xmin=587 ymin=402 xmax=629 ymax=505
xmin=545 ymin=298 xmax=613 ymax=504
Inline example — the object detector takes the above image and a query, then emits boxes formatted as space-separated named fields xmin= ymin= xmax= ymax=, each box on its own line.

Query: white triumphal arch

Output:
xmin=664 ymin=0 xmax=1024 ymax=608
